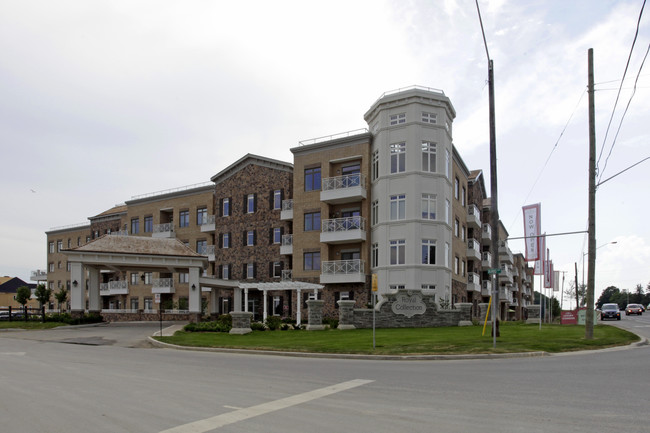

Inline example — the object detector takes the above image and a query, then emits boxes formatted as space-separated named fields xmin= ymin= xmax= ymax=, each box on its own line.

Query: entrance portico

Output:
xmin=64 ymin=235 xmax=208 ymax=319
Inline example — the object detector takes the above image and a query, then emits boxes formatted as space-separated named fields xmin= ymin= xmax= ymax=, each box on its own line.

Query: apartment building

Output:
xmin=39 ymin=85 xmax=533 ymax=322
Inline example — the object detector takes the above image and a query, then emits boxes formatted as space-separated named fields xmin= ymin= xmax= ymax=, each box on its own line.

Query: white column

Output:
xmin=244 ymin=288 xmax=249 ymax=312
xmin=234 ymin=288 xmax=242 ymax=312
xmin=263 ymin=290 xmax=268 ymax=322
xmin=296 ymin=288 xmax=302 ymax=325
xmin=88 ymin=267 xmax=101 ymax=312
xmin=188 ymin=267 xmax=201 ymax=313
xmin=69 ymin=262 xmax=85 ymax=312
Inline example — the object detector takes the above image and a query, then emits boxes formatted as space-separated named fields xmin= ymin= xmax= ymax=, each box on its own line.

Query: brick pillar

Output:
xmin=478 ymin=302 xmax=490 ymax=324
xmin=456 ymin=302 xmax=473 ymax=326
xmin=229 ymin=311 xmax=253 ymax=334
xmin=337 ymin=300 xmax=356 ymax=330
xmin=306 ymin=300 xmax=324 ymax=331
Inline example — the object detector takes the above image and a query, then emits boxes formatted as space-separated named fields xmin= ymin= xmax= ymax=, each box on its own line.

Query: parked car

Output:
xmin=625 ymin=304 xmax=643 ymax=316
xmin=601 ymin=303 xmax=621 ymax=320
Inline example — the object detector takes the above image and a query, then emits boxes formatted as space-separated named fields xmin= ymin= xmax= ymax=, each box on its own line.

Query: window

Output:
xmin=222 ymin=233 xmax=230 ymax=248
xmin=461 ymin=225 xmax=466 ymax=241
xmin=305 ymin=167 xmax=321 ymax=191
xmin=371 ymin=200 xmax=379 ymax=225
xmin=304 ymin=212 xmax=321 ymax=231
xmin=48 ymin=263 xmax=54 ymax=272
xmin=197 ymin=207 xmax=208 ymax=225
xmin=422 ymin=141 xmax=436 ymax=172
xmin=454 ymin=177 xmax=459 ymax=200
xmin=272 ymin=261 xmax=282 ymax=278
xmin=273 ymin=228 xmax=282 ymax=244
xmin=246 ymin=263 xmax=255 ymax=279
xmin=389 ymin=284 xmax=405 ymax=290
xmin=461 ymin=186 xmax=466 ymax=206
xmin=371 ymin=243 xmax=378 ymax=268
xmin=77 ymin=237 xmax=81 ymax=246
xmin=445 ymin=243 xmax=450 ymax=268
xmin=66 ymin=262 xmax=71 ymax=271
xmin=390 ymin=239 xmax=405 ymax=265
xmin=247 ymin=194 xmax=256 ymax=213
xmin=303 ymin=251 xmax=321 ymax=271
xmin=222 ymin=198 xmax=230 ymax=217
xmin=273 ymin=190 xmax=282 ymax=210
xmin=48 ymin=242 xmax=54 ymax=253
xmin=445 ymin=149 xmax=450 ymax=178
xmin=179 ymin=210 xmax=190 ymax=228
xmin=144 ymin=297 xmax=153 ymax=311
xmin=445 ymin=199 xmax=450 ymax=224
xmin=421 ymin=194 xmax=436 ymax=220
xmin=144 ymin=216 xmax=153 ymax=233
xmin=222 ymin=264 xmax=229 ymax=280
xmin=197 ymin=239 xmax=207 ymax=255
xmin=390 ymin=194 xmax=406 ymax=220
xmin=130 ymin=297 xmax=139 ymax=311
xmin=67 ymin=239 xmax=71 ymax=248
xmin=86 ymin=236 xmax=91 ymax=243
xmin=461 ymin=260 xmax=466 ymax=277
xmin=422 ymin=112 xmax=437 ymax=124
xmin=390 ymin=113 xmax=406 ymax=125
xmin=454 ymin=218 xmax=460 ymax=237
xmin=421 ymin=284 xmax=436 ymax=291
xmin=454 ymin=256 xmax=459 ymax=274
xmin=131 ymin=218 xmax=139 ymax=234
xmin=57 ymin=241 xmax=63 ymax=252
xmin=130 ymin=273 xmax=138 ymax=285
xmin=390 ymin=142 xmax=406 ymax=173
xmin=144 ymin=272 xmax=152 ymax=284
xmin=179 ymin=273 xmax=189 ymax=283
xmin=246 ymin=230 xmax=255 ymax=246
xmin=58 ymin=261 xmax=61 ymax=269
xmin=422 ymin=240 xmax=436 ymax=265
xmin=372 ymin=150 xmax=379 ymax=181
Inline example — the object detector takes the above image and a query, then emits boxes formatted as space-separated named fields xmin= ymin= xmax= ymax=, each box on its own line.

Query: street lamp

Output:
xmin=582 ymin=241 xmax=617 ymax=289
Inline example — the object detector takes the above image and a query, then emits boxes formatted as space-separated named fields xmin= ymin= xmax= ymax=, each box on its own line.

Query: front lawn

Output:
xmin=156 ymin=322 xmax=639 ymax=355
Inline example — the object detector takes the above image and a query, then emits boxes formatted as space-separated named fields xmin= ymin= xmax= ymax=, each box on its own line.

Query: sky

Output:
xmin=1 ymin=0 xmax=648 ymax=306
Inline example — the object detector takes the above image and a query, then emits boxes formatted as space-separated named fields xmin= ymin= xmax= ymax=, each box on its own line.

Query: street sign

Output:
xmin=487 ymin=268 xmax=502 ymax=275
xmin=372 ymin=274 xmax=378 ymax=292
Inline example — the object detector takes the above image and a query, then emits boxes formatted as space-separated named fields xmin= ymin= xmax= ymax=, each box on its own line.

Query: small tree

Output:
xmin=34 ymin=284 xmax=52 ymax=308
xmin=15 ymin=285 xmax=31 ymax=307
xmin=54 ymin=288 xmax=68 ymax=311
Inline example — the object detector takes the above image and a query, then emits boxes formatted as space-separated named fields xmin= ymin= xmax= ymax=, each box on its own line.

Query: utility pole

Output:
xmin=574 ymin=262 xmax=579 ymax=309
xmin=586 ymin=48 xmax=597 ymax=339
xmin=488 ymin=59 xmax=500 ymax=345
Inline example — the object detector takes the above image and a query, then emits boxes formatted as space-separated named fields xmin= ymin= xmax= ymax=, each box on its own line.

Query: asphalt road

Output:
xmin=0 ymin=318 xmax=648 ymax=433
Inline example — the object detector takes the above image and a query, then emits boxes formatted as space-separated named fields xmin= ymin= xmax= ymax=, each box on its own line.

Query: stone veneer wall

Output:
xmin=100 ymin=312 xmax=195 ymax=322
xmin=338 ymin=290 xmax=472 ymax=329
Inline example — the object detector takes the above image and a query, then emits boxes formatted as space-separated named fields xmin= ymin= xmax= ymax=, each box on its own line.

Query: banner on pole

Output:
xmin=544 ymin=250 xmax=552 ymax=288
xmin=534 ymin=234 xmax=546 ymax=275
xmin=553 ymin=270 xmax=560 ymax=292
xmin=522 ymin=203 xmax=541 ymax=261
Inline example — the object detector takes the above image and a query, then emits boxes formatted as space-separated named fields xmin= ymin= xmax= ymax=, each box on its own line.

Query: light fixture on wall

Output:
xmin=191 ymin=284 xmax=196 ymax=291
xmin=141 ymin=274 xmax=146 ymax=282
xmin=72 ymin=280 xmax=78 ymax=287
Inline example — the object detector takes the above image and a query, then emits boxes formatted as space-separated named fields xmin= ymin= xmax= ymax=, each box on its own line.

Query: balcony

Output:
xmin=482 ymin=251 xmax=492 ymax=268
xmin=467 ymin=204 xmax=481 ymax=229
xmin=468 ymin=272 xmax=481 ymax=292
xmin=482 ymin=223 xmax=492 ymax=242
xmin=31 ymin=270 xmax=47 ymax=281
xmin=320 ymin=174 xmax=367 ymax=204
xmin=280 ymin=234 xmax=293 ymax=255
xmin=198 ymin=245 xmax=216 ymax=262
xmin=99 ymin=280 xmax=129 ymax=296
xmin=281 ymin=199 xmax=293 ymax=221
xmin=482 ymin=280 xmax=492 ymax=297
xmin=498 ymin=240 xmax=513 ymax=264
xmin=152 ymin=278 xmax=175 ymax=294
xmin=152 ymin=223 xmax=175 ymax=238
xmin=320 ymin=259 xmax=365 ymax=284
xmin=320 ymin=216 xmax=366 ymax=244
xmin=281 ymin=269 xmax=292 ymax=281
xmin=498 ymin=263 xmax=514 ymax=284
xmin=200 ymin=215 xmax=216 ymax=233
xmin=498 ymin=287 xmax=513 ymax=303
xmin=467 ymin=239 xmax=481 ymax=261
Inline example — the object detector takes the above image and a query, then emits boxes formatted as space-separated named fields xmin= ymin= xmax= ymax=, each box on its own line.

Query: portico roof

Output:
xmin=238 ymin=281 xmax=324 ymax=291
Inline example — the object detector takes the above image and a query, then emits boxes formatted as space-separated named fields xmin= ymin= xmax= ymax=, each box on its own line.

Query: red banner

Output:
xmin=561 ymin=310 xmax=577 ymax=325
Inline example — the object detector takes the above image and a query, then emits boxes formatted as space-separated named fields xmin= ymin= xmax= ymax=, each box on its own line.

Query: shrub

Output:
xmin=265 ymin=316 xmax=282 ymax=330
xmin=183 ymin=321 xmax=231 ymax=333
xmin=322 ymin=317 xmax=338 ymax=329
xmin=250 ymin=322 xmax=266 ymax=331
xmin=46 ymin=312 xmax=103 ymax=325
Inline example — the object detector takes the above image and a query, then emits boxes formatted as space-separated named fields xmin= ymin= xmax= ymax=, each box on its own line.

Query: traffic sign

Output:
xmin=487 ymin=268 xmax=501 ymax=275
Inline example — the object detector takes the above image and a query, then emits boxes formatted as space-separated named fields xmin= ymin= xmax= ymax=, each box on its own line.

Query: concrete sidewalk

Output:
xmin=152 ymin=323 xmax=186 ymax=337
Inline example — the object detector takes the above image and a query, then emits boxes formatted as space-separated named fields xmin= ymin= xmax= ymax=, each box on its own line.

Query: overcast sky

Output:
xmin=1 ymin=0 xmax=648 ymax=305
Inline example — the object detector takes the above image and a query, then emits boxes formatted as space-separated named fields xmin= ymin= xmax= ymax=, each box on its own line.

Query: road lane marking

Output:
xmin=159 ymin=379 xmax=374 ymax=433
xmin=0 ymin=352 xmax=26 ymax=356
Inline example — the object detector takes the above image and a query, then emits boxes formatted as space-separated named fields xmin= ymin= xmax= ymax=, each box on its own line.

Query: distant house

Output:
xmin=0 ymin=276 xmax=38 ymax=308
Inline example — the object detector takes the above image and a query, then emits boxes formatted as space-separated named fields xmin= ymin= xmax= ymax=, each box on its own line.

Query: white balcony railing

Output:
xmin=152 ymin=223 xmax=175 ymax=238
xmin=31 ymin=270 xmax=47 ymax=281
xmin=281 ymin=269 xmax=292 ymax=281
xmin=281 ymin=199 xmax=294 ymax=220
xmin=152 ymin=278 xmax=175 ymax=294
xmin=321 ymin=174 xmax=367 ymax=204
xmin=322 ymin=216 xmax=366 ymax=232
xmin=280 ymin=234 xmax=293 ymax=255
xmin=467 ymin=204 xmax=481 ymax=228
xmin=467 ymin=239 xmax=481 ymax=260
xmin=322 ymin=173 xmax=365 ymax=191
xmin=482 ymin=251 xmax=492 ymax=268
xmin=200 ymin=215 xmax=216 ymax=232
xmin=320 ymin=259 xmax=365 ymax=284
xmin=482 ymin=223 xmax=492 ymax=241
xmin=100 ymin=280 xmax=129 ymax=296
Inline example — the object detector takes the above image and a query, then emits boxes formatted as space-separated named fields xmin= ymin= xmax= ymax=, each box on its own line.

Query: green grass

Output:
xmin=0 ymin=321 xmax=68 ymax=330
xmin=156 ymin=323 xmax=639 ymax=355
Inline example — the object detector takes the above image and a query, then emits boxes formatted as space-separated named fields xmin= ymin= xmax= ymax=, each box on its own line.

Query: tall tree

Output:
xmin=54 ymin=288 xmax=68 ymax=311
xmin=34 ymin=284 xmax=52 ymax=308
xmin=15 ymin=286 xmax=31 ymax=307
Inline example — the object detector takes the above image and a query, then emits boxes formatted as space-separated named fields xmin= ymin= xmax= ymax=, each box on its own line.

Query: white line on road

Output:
xmin=0 ymin=352 xmax=26 ymax=356
xmin=159 ymin=379 xmax=374 ymax=433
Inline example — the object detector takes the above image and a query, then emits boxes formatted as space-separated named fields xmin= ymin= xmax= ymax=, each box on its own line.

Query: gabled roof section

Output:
xmin=65 ymin=235 xmax=203 ymax=258
xmin=0 ymin=277 xmax=34 ymax=293
xmin=89 ymin=204 xmax=128 ymax=221
xmin=469 ymin=169 xmax=487 ymax=199
xmin=210 ymin=153 xmax=293 ymax=185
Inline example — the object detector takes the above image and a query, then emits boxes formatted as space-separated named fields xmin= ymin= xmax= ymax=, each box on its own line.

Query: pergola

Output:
xmin=237 ymin=281 xmax=324 ymax=324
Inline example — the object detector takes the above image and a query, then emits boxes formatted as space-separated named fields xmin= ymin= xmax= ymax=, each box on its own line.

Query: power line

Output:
xmin=598 ymin=43 xmax=650 ymax=185
xmin=596 ymin=0 xmax=646 ymax=171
